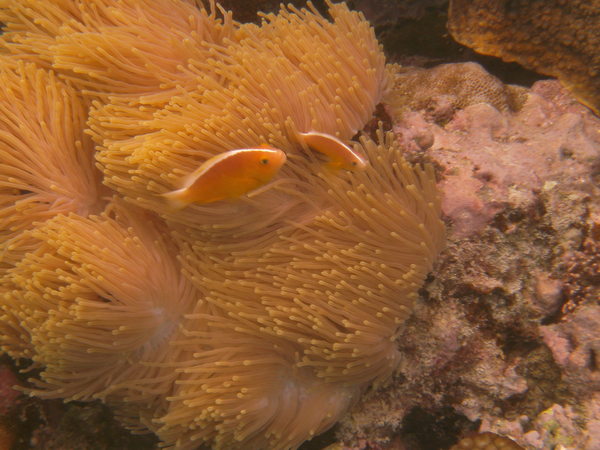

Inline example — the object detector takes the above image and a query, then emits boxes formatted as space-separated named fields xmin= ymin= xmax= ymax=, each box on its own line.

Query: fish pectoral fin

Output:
xmin=161 ymin=188 xmax=192 ymax=210
xmin=245 ymin=178 xmax=282 ymax=198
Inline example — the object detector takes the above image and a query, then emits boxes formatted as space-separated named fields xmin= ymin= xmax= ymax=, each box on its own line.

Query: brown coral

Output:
xmin=448 ymin=0 xmax=600 ymax=115
xmin=387 ymin=62 xmax=526 ymax=122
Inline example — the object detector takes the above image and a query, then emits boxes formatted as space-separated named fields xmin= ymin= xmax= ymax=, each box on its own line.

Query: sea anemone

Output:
xmin=159 ymin=327 xmax=359 ymax=448
xmin=0 ymin=0 xmax=237 ymax=100
xmin=175 ymin=130 xmax=444 ymax=385
xmin=159 ymin=130 xmax=444 ymax=448
xmin=0 ymin=200 xmax=198 ymax=406
xmin=0 ymin=1 xmax=445 ymax=448
xmin=0 ymin=57 xmax=103 ymax=275
xmin=87 ymin=1 xmax=388 ymax=224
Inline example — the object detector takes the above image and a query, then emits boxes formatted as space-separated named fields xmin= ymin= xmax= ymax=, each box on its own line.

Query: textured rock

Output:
xmin=390 ymin=70 xmax=599 ymax=238
xmin=336 ymin=65 xmax=600 ymax=449
xmin=540 ymin=305 xmax=600 ymax=394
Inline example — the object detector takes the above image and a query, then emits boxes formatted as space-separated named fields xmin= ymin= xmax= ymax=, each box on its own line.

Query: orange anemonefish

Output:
xmin=298 ymin=131 xmax=367 ymax=171
xmin=162 ymin=146 xmax=287 ymax=209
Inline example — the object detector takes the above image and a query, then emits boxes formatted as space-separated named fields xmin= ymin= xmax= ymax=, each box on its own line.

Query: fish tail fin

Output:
xmin=161 ymin=188 xmax=191 ymax=210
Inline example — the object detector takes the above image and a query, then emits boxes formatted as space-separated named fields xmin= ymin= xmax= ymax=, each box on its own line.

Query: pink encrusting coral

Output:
xmin=392 ymin=71 xmax=599 ymax=238
xmin=540 ymin=304 xmax=600 ymax=395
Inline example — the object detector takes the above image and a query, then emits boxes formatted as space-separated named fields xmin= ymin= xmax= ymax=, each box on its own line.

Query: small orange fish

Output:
xmin=162 ymin=146 xmax=287 ymax=209
xmin=298 ymin=131 xmax=367 ymax=171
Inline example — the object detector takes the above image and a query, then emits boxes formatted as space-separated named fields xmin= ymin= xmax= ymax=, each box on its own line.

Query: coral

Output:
xmin=387 ymin=62 xmax=525 ymax=119
xmin=450 ymin=432 xmax=523 ymax=450
xmin=561 ymin=237 xmax=600 ymax=313
xmin=336 ymin=64 xmax=600 ymax=449
xmin=448 ymin=0 xmax=600 ymax=115
xmin=391 ymin=69 xmax=599 ymax=238
xmin=476 ymin=400 xmax=600 ymax=450
xmin=540 ymin=304 xmax=600 ymax=395
xmin=0 ymin=1 xmax=444 ymax=448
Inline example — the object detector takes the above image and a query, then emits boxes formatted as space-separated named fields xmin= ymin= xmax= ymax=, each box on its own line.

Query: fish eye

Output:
xmin=260 ymin=158 xmax=269 ymax=165
xmin=351 ymin=161 xmax=357 ymax=166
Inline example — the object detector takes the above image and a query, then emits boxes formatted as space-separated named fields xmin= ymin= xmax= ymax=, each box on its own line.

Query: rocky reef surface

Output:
xmin=336 ymin=66 xmax=600 ymax=449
